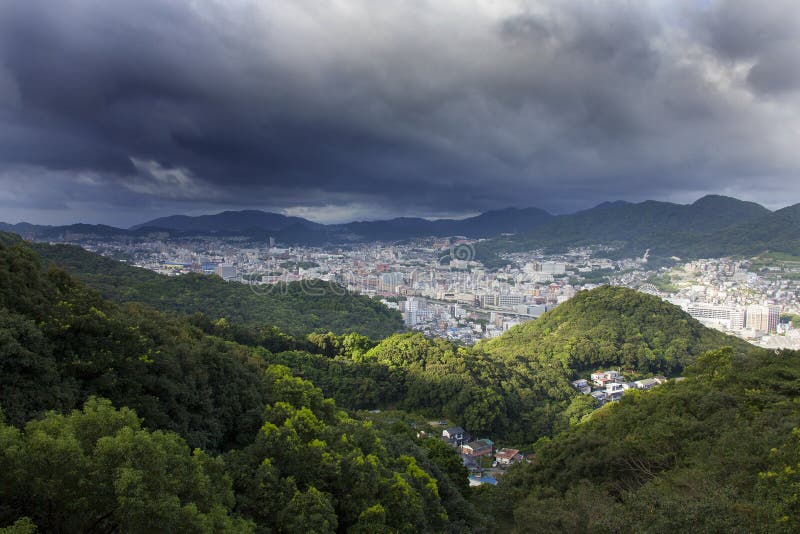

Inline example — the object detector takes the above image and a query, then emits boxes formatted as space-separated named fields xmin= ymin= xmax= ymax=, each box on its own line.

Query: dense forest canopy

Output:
xmin=478 ymin=347 xmax=800 ymax=533
xmin=479 ymin=285 xmax=750 ymax=375
xmin=0 ymin=235 xmax=479 ymax=532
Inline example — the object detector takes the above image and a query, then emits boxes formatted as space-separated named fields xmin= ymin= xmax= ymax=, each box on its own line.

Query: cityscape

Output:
xmin=40 ymin=230 xmax=800 ymax=349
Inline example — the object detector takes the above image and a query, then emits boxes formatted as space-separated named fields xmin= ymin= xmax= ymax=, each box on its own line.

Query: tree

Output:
xmin=279 ymin=486 xmax=337 ymax=534
xmin=0 ymin=398 xmax=252 ymax=533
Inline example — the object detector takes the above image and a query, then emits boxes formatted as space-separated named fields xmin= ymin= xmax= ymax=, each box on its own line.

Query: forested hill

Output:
xmin=480 ymin=195 xmax=799 ymax=260
xmin=683 ymin=202 xmax=800 ymax=258
xmin=0 ymin=230 xmax=481 ymax=532
xmin=19 ymin=235 xmax=403 ymax=338
xmin=479 ymin=285 xmax=750 ymax=374
xmin=479 ymin=347 xmax=800 ymax=532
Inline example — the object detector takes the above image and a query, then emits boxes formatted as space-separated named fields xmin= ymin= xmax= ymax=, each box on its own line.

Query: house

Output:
xmin=590 ymin=390 xmax=607 ymax=404
xmin=571 ymin=379 xmax=591 ymax=394
xmin=633 ymin=378 xmax=661 ymax=390
xmin=591 ymin=370 xmax=622 ymax=388
xmin=462 ymin=438 xmax=494 ymax=457
xmin=495 ymin=448 xmax=523 ymax=465
xmin=442 ymin=426 xmax=469 ymax=444
xmin=604 ymin=382 xmax=628 ymax=402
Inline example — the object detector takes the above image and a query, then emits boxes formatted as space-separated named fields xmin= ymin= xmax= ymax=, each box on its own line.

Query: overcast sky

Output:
xmin=0 ymin=0 xmax=799 ymax=226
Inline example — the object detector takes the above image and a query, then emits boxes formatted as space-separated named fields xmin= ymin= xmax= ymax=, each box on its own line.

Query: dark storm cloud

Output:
xmin=0 ymin=0 xmax=798 ymax=225
xmin=701 ymin=0 xmax=800 ymax=94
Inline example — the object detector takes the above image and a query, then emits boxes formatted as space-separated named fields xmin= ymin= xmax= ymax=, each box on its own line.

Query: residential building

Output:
xmin=495 ymin=448 xmax=523 ymax=465
xmin=571 ymin=379 xmax=591 ymax=394
xmin=462 ymin=439 xmax=494 ymax=457
xmin=591 ymin=370 xmax=622 ymax=388
xmin=633 ymin=378 xmax=661 ymax=390
xmin=746 ymin=304 xmax=781 ymax=333
xmin=215 ymin=264 xmax=237 ymax=280
xmin=442 ymin=427 xmax=468 ymax=444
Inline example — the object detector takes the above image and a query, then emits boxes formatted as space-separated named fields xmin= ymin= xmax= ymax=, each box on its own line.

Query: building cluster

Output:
xmin=652 ymin=258 xmax=800 ymax=348
xmin=58 ymin=235 xmax=586 ymax=341
xmin=572 ymin=370 xmax=671 ymax=405
xmin=43 ymin=233 xmax=799 ymax=347
xmin=680 ymin=302 xmax=780 ymax=333
xmin=439 ymin=426 xmax=528 ymax=487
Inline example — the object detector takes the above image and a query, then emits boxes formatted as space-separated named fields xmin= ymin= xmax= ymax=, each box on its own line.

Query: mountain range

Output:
xmin=480 ymin=194 xmax=800 ymax=260
xmin=2 ymin=195 xmax=798 ymax=259
xmin=0 ymin=205 xmax=556 ymax=243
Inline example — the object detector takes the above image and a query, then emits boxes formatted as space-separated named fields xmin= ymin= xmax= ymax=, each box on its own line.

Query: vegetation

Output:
xmin=261 ymin=287 xmax=754 ymax=446
xmin=279 ymin=260 xmax=320 ymax=270
xmin=783 ymin=314 xmax=800 ymax=329
xmin=0 ymin=236 xmax=478 ymax=531
xmin=478 ymin=347 xmax=800 ymax=532
xmin=687 ymin=203 xmax=800 ymax=259
xmin=481 ymin=197 xmax=800 ymax=261
xmin=30 ymin=240 xmax=403 ymax=338
xmin=573 ymin=267 xmax=616 ymax=285
xmin=480 ymin=286 xmax=746 ymax=375
xmin=0 ymin=398 xmax=254 ymax=533
xmin=646 ymin=272 xmax=678 ymax=292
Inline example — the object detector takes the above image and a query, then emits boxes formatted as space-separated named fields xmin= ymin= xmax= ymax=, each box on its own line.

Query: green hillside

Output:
xmin=479 ymin=285 xmax=748 ymax=375
xmin=4 ymin=233 xmax=798 ymax=532
xmin=25 ymin=238 xmax=403 ymax=338
xmin=267 ymin=287 xmax=755 ymax=445
xmin=479 ymin=347 xmax=800 ymax=532
xmin=683 ymin=203 xmax=800 ymax=258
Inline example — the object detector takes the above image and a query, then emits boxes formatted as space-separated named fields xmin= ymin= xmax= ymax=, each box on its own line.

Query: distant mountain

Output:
xmin=432 ymin=207 xmax=554 ymax=238
xmin=0 ymin=222 xmax=129 ymax=239
xmin=680 ymin=202 xmax=800 ymax=257
xmin=131 ymin=206 xmax=555 ymax=242
xmin=5 ymin=196 xmax=795 ymax=260
xmin=590 ymin=200 xmax=633 ymax=210
xmin=482 ymin=195 xmax=783 ymax=259
xmin=2 ymin=206 xmax=556 ymax=243
xmin=131 ymin=209 xmax=322 ymax=232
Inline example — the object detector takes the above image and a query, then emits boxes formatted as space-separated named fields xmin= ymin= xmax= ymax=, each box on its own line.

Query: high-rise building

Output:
xmin=745 ymin=305 xmax=781 ymax=333
xmin=498 ymin=294 xmax=523 ymax=307
xmin=532 ymin=262 xmax=566 ymax=275
xmin=215 ymin=264 xmax=237 ymax=281
xmin=404 ymin=297 xmax=428 ymax=326
xmin=685 ymin=303 xmax=746 ymax=331
xmin=480 ymin=294 xmax=499 ymax=307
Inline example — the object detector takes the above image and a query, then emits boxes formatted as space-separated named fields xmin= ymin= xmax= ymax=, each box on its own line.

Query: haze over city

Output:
xmin=1 ymin=0 xmax=799 ymax=226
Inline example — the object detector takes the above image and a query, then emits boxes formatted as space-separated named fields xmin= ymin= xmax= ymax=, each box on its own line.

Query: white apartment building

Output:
xmin=685 ymin=303 xmax=746 ymax=330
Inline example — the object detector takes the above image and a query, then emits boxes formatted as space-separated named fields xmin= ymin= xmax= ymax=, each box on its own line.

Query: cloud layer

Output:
xmin=0 ymin=0 xmax=798 ymax=225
